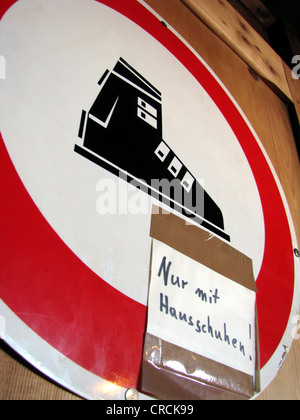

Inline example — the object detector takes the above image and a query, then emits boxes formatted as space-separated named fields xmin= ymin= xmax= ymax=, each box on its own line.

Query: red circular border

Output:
xmin=0 ymin=0 xmax=295 ymax=388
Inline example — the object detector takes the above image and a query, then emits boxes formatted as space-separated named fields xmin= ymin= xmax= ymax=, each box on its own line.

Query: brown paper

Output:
xmin=141 ymin=207 xmax=260 ymax=400
xmin=150 ymin=207 xmax=257 ymax=292
xmin=142 ymin=334 xmax=254 ymax=400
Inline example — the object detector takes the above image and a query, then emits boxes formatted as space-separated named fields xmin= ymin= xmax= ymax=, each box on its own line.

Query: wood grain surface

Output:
xmin=0 ymin=341 xmax=81 ymax=400
xmin=181 ymin=0 xmax=292 ymax=101
xmin=0 ymin=0 xmax=299 ymax=400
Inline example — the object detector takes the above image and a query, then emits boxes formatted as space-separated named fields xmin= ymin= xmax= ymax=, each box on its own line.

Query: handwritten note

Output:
xmin=147 ymin=239 xmax=256 ymax=376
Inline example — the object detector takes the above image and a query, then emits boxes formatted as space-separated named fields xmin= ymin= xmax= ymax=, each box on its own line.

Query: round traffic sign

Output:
xmin=0 ymin=0 xmax=299 ymax=399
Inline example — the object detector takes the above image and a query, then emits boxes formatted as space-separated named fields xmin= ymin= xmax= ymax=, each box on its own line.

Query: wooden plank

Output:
xmin=227 ymin=0 xmax=270 ymax=42
xmin=0 ymin=341 xmax=81 ymax=400
xmin=239 ymin=0 xmax=277 ymax=28
xmin=180 ymin=0 xmax=292 ymax=101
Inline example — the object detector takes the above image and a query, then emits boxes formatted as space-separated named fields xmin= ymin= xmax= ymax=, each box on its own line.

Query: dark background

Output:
xmin=228 ymin=0 xmax=300 ymax=67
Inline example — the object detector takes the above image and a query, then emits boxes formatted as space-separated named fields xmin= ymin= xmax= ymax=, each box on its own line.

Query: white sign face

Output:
xmin=147 ymin=240 xmax=256 ymax=376
xmin=0 ymin=0 xmax=265 ymax=308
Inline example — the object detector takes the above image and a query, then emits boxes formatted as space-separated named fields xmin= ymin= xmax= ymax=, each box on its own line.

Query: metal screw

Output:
xmin=294 ymin=249 xmax=300 ymax=258
xmin=125 ymin=388 xmax=139 ymax=401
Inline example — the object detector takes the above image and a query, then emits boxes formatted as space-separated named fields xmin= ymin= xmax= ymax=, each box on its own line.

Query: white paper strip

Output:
xmin=147 ymin=239 xmax=256 ymax=376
